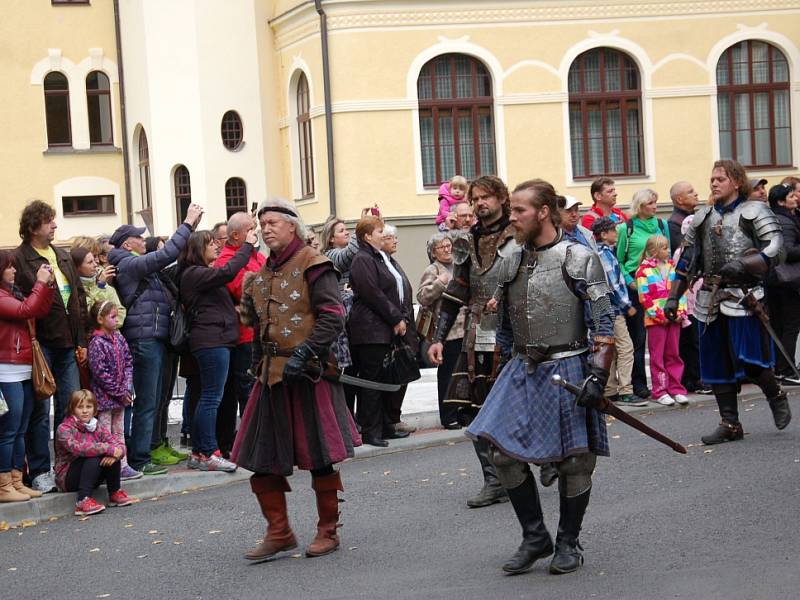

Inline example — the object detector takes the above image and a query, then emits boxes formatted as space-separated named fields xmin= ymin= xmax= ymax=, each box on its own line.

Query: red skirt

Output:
xmin=231 ymin=378 xmax=361 ymax=476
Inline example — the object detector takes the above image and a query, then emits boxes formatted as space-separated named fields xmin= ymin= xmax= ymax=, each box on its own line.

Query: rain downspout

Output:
xmin=113 ymin=0 xmax=133 ymax=224
xmin=314 ymin=0 xmax=336 ymax=216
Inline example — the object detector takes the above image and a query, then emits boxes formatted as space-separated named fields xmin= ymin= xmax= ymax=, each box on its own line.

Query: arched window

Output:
xmin=417 ymin=54 xmax=495 ymax=186
xmin=221 ymin=110 xmax=244 ymax=150
xmin=86 ymin=71 xmax=113 ymax=145
xmin=716 ymin=40 xmax=792 ymax=167
xmin=138 ymin=129 xmax=152 ymax=210
xmin=44 ymin=72 xmax=71 ymax=146
xmin=174 ymin=165 xmax=191 ymax=226
xmin=568 ymin=48 xmax=644 ymax=178
xmin=296 ymin=73 xmax=314 ymax=198
xmin=225 ymin=177 xmax=247 ymax=218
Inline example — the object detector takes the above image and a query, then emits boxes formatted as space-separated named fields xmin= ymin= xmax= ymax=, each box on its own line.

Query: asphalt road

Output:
xmin=3 ymin=396 xmax=799 ymax=600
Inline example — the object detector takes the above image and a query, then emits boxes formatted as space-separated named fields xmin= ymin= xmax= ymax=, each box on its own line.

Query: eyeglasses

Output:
xmin=433 ymin=244 xmax=452 ymax=251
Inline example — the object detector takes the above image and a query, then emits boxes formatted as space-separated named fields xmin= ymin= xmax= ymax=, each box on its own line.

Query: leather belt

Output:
xmin=512 ymin=341 xmax=587 ymax=356
xmin=264 ymin=342 xmax=296 ymax=357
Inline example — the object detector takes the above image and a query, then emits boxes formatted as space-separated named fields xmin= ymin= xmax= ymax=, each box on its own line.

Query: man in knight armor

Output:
xmin=467 ymin=179 xmax=614 ymax=575
xmin=666 ymin=160 xmax=791 ymax=444
xmin=235 ymin=199 xmax=361 ymax=562
xmin=427 ymin=175 xmax=517 ymax=508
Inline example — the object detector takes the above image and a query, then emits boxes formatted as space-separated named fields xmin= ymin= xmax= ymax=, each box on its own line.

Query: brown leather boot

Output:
xmin=306 ymin=471 xmax=343 ymax=557
xmin=0 ymin=472 xmax=30 ymax=503
xmin=244 ymin=474 xmax=298 ymax=562
xmin=11 ymin=470 xmax=42 ymax=498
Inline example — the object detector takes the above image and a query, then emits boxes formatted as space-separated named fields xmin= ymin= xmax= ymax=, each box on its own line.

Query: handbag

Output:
xmin=773 ymin=261 xmax=800 ymax=288
xmin=380 ymin=338 xmax=421 ymax=385
xmin=169 ymin=302 xmax=191 ymax=353
xmin=415 ymin=306 xmax=435 ymax=342
xmin=27 ymin=321 xmax=56 ymax=400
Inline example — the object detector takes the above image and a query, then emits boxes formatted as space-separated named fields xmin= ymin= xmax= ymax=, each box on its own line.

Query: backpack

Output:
xmin=620 ymin=217 xmax=670 ymax=268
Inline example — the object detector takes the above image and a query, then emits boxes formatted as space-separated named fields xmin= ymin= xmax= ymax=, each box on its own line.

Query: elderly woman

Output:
xmin=235 ymin=199 xmax=360 ymax=561
xmin=615 ymin=188 xmax=672 ymax=401
xmin=417 ymin=232 xmax=464 ymax=429
xmin=348 ymin=216 xmax=414 ymax=447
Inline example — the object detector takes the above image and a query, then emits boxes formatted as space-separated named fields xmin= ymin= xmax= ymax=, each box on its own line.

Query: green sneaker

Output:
xmin=165 ymin=441 xmax=188 ymax=461
xmin=150 ymin=443 xmax=181 ymax=466
xmin=141 ymin=462 xmax=168 ymax=476
xmin=616 ymin=394 xmax=648 ymax=407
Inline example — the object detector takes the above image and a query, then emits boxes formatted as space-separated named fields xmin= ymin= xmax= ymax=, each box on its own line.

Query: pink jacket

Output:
xmin=55 ymin=414 xmax=125 ymax=491
xmin=435 ymin=182 xmax=461 ymax=226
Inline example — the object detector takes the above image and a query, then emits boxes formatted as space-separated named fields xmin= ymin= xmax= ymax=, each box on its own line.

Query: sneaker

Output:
xmin=656 ymin=394 xmax=675 ymax=406
xmin=695 ymin=386 xmax=714 ymax=395
xmin=108 ymin=490 xmax=136 ymax=507
xmin=140 ymin=462 xmax=168 ymax=476
xmin=674 ymin=394 xmax=689 ymax=405
xmin=75 ymin=496 xmax=105 ymax=516
xmin=150 ymin=443 xmax=181 ymax=466
xmin=31 ymin=471 xmax=57 ymax=494
xmin=616 ymin=394 xmax=648 ymax=407
xmin=165 ymin=442 xmax=189 ymax=461
xmin=120 ymin=465 xmax=143 ymax=481
xmin=186 ymin=453 xmax=201 ymax=470
xmin=192 ymin=450 xmax=237 ymax=472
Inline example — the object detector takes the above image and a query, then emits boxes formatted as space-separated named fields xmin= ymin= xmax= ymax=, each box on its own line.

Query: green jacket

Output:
xmin=615 ymin=217 xmax=672 ymax=285
xmin=80 ymin=276 xmax=126 ymax=329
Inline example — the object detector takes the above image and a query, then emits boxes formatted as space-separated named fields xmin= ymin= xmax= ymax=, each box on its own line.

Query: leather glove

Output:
xmin=663 ymin=297 xmax=679 ymax=321
xmin=719 ymin=252 xmax=768 ymax=284
xmin=576 ymin=368 xmax=609 ymax=410
xmin=282 ymin=343 xmax=317 ymax=385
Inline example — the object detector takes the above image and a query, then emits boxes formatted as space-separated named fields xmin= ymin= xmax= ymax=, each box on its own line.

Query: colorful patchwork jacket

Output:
xmin=635 ymin=257 xmax=688 ymax=327
xmin=88 ymin=330 xmax=133 ymax=412
xmin=55 ymin=414 xmax=125 ymax=492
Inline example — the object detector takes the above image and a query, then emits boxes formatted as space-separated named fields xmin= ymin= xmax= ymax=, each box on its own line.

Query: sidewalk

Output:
xmin=2 ymin=372 xmax=795 ymax=529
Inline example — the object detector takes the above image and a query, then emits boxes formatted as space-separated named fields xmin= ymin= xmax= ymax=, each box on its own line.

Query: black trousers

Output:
xmin=343 ymin=365 xmax=359 ymax=417
xmin=679 ymin=316 xmax=702 ymax=390
xmin=352 ymin=344 xmax=390 ymax=439
xmin=768 ymin=286 xmax=800 ymax=376
xmin=65 ymin=456 xmax=121 ymax=501
xmin=152 ymin=350 xmax=179 ymax=449
xmin=625 ymin=289 xmax=649 ymax=396
xmin=384 ymin=385 xmax=408 ymax=427
xmin=217 ymin=342 xmax=255 ymax=453
xmin=437 ymin=339 xmax=461 ymax=426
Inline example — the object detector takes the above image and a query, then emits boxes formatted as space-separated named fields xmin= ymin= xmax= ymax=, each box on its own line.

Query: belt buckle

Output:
xmin=264 ymin=342 xmax=279 ymax=356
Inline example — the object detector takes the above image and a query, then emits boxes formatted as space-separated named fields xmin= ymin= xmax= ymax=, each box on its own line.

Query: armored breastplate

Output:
xmin=505 ymin=242 xmax=587 ymax=352
xmin=249 ymin=246 xmax=329 ymax=386
xmin=701 ymin=205 xmax=756 ymax=276
xmin=466 ymin=226 xmax=517 ymax=352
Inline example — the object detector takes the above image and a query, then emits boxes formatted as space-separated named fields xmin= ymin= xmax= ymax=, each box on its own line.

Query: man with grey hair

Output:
xmin=213 ymin=211 xmax=266 ymax=456
xmin=668 ymin=181 xmax=699 ymax=247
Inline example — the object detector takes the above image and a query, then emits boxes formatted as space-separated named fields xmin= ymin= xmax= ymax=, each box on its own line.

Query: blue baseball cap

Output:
xmin=110 ymin=224 xmax=147 ymax=248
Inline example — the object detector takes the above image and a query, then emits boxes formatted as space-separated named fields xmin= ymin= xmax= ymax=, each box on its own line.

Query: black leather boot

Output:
xmin=701 ymin=419 xmax=744 ymax=445
xmin=549 ymin=490 xmax=590 ymax=575
xmin=502 ymin=473 xmax=553 ymax=575
xmin=467 ymin=439 xmax=509 ymax=508
xmin=539 ymin=463 xmax=558 ymax=487
xmin=767 ymin=391 xmax=792 ymax=430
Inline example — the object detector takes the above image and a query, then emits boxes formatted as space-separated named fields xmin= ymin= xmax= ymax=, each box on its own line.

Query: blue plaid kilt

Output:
xmin=466 ymin=354 xmax=609 ymax=463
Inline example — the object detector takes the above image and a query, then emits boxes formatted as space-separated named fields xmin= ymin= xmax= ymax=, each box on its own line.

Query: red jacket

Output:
xmin=581 ymin=205 xmax=630 ymax=230
xmin=0 ymin=282 xmax=55 ymax=365
xmin=213 ymin=243 xmax=266 ymax=344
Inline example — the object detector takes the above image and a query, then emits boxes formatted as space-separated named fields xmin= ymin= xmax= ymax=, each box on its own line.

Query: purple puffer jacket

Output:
xmin=88 ymin=330 xmax=133 ymax=412
xmin=55 ymin=414 xmax=124 ymax=491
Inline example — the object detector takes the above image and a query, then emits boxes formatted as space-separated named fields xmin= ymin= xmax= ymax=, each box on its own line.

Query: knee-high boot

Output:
xmin=502 ymin=472 xmax=554 ymax=575
xmin=306 ymin=471 xmax=343 ymax=557
xmin=245 ymin=474 xmax=298 ymax=562
xmin=750 ymin=368 xmax=792 ymax=430
xmin=467 ymin=438 xmax=508 ymax=508
xmin=549 ymin=489 xmax=591 ymax=574
xmin=702 ymin=384 xmax=744 ymax=445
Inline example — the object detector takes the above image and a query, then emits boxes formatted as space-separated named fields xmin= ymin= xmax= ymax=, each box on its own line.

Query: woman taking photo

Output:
xmin=417 ymin=233 xmax=464 ymax=429
xmin=348 ymin=216 xmax=411 ymax=447
xmin=70 ymin=246 xmax=126 ymax=327
xmin=178 ymin=228 xmax=256 ymax=472
xmin=0 ymin=250 xmax=54 ymax=502
xmin=616 ymin=189 xmax=672 ymax=401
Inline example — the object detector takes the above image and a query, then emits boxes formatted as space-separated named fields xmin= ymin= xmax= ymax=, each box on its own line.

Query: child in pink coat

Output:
xmin=435 ymin=175 xmax=468 ymax=230
xmin=635 ymin=235 xmax=689 ymax=407
xmin=55 ymin=390 xmax=138 ymax=516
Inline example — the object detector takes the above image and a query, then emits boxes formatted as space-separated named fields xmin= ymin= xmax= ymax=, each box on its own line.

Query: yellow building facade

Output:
xmin=0 ymin=0 xmax=126 ymax=247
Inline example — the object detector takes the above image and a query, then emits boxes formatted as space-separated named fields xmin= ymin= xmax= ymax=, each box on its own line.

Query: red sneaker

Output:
xmin=75 ymin=496 xmax=105 ymax=516
xmin=109 ymin=489 xmax=136 ymax=507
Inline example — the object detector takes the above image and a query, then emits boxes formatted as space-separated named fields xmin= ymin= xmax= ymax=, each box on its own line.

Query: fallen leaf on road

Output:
xmin=147 ymin=530 xmax=158 ymax=534
xmin=446 ymin=442 xmax=455 ymax=446
xmin=181 ymin=491 xmax=189 ymax=494
xmin=208 ymin=530 xmax=221 ymax=534
xmin=150 ymin=497 xmax=160 ymax=501
xmin=49 ymin=517 xmax=59 ymax=522
xmin=704 ymin=449 xmax=714 ymax=454
xmin=419 ymin=478 xmax=430 ymax=482
xmin=89 ymin=548 xmax=100 ymax=553
xmin=96 ymin=595 xmax=110 ymax=598
xmin=124 ymin=524 xmax=133 ymax=528
xmin=291 ymin=553 xmax=302 ymax=558
xmin=39 ymin=530 xmax=47 ymax=534
xmin=447 ymin=481 xmax=454 ymax=486
xmin=348 ymin=546 xmax=358 ymax=550
xmin=0 ymin=521 xmax=9 ymax=532
xmin=173 ymin=541 xmax=183 ymax=545
xmin=137 ymin=555 xmax=148 ymax=559
xmin=383 ymin=470 xmax=391 ymax=476
xmin=611 ymin=435 xmax=621 ymax=439
xmin=8 ymin=567 xmax=17 ymax=571
xmin=439 ymin=472 xmax=448 ymax=476
xmin=78 ymin=517 xmax=91 ymax=522
xmin=21 ymin=520 xmax=36 ymax=528
xmin=459 ymin=473 xmax=468 ymax=477
xmin=152 ymin=540 xmax=163 ymax=545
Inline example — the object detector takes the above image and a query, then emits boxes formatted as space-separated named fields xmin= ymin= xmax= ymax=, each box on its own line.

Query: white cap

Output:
xmin=563 ymin=195 xmax=581 ymax=210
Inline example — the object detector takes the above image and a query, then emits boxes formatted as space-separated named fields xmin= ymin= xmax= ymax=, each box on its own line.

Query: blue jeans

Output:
xmin=128 ymin=339 xmax=165 ymax=470
xmin=217 ymin=342 xmax=254 ymax=452
xmin=26 ymin=345 xmax=80 ymax=477
xmin=192 ymin=347 xmax=231 ymax=455
xmin=0 ymin=380 xmax=35 ymax=472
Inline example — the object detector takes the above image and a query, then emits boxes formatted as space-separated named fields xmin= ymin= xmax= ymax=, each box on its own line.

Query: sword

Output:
xmin=331 ymin=371 xmax=402 ymax=392
xmin=739 ymin=292 xmax=800 ymax=380
xmin=551 ymin=375 xmax=687 ymax=454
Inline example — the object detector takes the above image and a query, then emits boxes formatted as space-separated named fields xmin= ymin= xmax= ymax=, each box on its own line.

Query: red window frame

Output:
xmin=296 ymin=74 xmax=314 ymax=198
xmin=568 ymin=48 xmax=644 ymax=179
xmin=174 ymin=165 xmax=191 ymax=226
xmin=417 ymin=53 xmax=495 ymax=187
xmin=225 ymin=177 xmax=247 ymax=218
xmin=44 ymin=72 xmax=72 ymax=147
xmin=716 ymin=40 xmax=792 ymax=168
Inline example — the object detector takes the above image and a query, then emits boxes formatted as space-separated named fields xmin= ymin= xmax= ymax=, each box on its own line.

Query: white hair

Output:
xmin=257 ymin=197 xmax=307 ymax=239
xmin=630 ymin=188 xmax=658 ymax=217
xmin=383 ymin=224 xmax=397 ymax=237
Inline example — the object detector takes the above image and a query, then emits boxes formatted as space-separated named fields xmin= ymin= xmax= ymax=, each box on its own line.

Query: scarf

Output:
xmin=84 ymin=417 xmax=98 ymax=432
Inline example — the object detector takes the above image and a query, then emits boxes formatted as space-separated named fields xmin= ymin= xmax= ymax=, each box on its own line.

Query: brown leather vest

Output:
xmin=249 ymin=245 xmax=330 ymax=386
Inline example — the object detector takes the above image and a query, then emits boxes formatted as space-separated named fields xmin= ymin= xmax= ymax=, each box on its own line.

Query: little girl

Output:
xmin=435 ymin=175 xmax=468 ymax=230
xmin=635 ymin=235 xmax=689 ymax=407
xmin=87 ymin=300 xmax=139 ymax=480
xmin=55 ymin=390 xmax=137 ymax=516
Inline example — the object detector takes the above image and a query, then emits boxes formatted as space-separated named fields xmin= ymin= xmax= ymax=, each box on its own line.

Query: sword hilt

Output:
xmin=551 ymin=374 xmax=582 ymax=396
